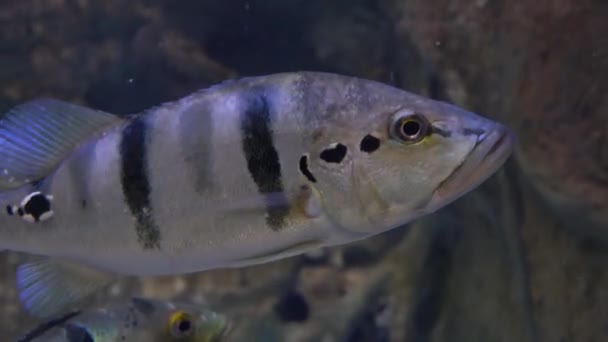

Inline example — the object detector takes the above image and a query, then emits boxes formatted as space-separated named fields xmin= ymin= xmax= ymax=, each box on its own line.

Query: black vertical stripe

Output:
xmin=240 ymin=93 xmax=289 ymax=230
xmin=178 ymin=100 xmax=213 ymax=194
xmin=120 ymin=115 xmax=161 ymax=249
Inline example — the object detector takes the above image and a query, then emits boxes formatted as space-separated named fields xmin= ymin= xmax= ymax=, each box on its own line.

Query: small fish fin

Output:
xmin=231 ymin=239 xmax=324 ymax=267
xmin=16 ymin=258 xmax=117 ymax=318
xmin=0 ymin=98 xmax=123 ymax=190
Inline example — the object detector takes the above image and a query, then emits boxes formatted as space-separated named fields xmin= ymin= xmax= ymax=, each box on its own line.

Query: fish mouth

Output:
xmin=427 ymin=123 xmax=516 ymax=210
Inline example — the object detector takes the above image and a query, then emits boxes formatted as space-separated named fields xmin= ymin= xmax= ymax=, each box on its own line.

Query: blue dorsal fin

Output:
xmin=0 ymin=98 xmax=123 ymax=190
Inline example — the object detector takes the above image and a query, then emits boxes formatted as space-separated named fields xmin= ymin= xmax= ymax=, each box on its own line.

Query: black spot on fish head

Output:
xmin=320 ymin=143 xmax=348 ymax=163
xmin=299 ymin=154 xmax=317 ymax=183
xmin=360 ymin=134 xmax=381 ymax=153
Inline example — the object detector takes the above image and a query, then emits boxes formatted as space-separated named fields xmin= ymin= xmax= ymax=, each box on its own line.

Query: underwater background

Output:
xmin=0 ymin=0 xmax=607 ymax=341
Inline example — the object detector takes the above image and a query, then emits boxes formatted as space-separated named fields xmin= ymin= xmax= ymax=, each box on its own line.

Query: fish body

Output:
xmin=17 ymin=297 xmax=231 ymax=342
xmin=0 ymin=72 xmax=515 ymax=317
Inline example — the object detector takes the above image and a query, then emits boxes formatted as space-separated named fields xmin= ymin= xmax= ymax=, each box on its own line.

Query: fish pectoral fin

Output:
xmin=16 ymin=258 xmax=117 ymax=318
xmin=0 ymin=98 xmax=123 ymax=190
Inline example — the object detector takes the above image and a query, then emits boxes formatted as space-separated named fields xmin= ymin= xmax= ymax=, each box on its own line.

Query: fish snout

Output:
xmin=427 ymin=119 xmax=516 ymax=210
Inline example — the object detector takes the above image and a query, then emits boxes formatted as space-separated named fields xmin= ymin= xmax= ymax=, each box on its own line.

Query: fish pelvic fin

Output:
xmin=0 ymin=98 xmax=123 ymax=191
xmin=16 ymin=258 xmax=117 ymax=318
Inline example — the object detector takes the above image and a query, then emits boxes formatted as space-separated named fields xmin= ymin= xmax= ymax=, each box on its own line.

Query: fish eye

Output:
xmin=390 ymin=113 xmax=429 ymax=143
xmin=169 ymin=311 xmax=194 ymax=338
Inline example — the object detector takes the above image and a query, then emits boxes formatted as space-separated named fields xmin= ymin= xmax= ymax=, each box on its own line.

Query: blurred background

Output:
xmin=1 ymin=0 xmax=607 ymax=341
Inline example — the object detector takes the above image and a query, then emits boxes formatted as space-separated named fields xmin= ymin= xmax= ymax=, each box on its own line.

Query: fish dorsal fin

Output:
xmin=0 ymin=98 xmax=123 ymax=190
xmin=16 ymin=258 xmax=117 ymax=319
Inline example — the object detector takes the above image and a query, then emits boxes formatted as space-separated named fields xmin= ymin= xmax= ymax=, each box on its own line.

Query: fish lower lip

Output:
xmin=430 ymin=124 xmax=515 ymax=206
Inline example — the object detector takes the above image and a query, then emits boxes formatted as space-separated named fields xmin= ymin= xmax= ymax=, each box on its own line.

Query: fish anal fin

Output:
xmin=0 ymin=98 xmax=123 ymax=190
xmin=16 ymin=258 xmax=117 ymax=318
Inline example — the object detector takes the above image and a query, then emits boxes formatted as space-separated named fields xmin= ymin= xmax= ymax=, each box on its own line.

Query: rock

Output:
xmin=383 ymin=0 xmax=608 ymax=341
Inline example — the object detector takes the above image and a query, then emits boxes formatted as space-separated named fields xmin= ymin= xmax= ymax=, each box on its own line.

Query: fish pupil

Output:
xmin=319 ymin=143 xmax=348 ymax=164
xmin=179 ymin=320 xmax=191 ymax=332
xmin=402 ymin=120 xmax=421 ymax=137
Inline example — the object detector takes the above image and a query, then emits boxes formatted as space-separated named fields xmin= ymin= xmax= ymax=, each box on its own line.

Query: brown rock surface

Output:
xmin=388 ymin=0 xmax=608 ymax=235
xmin=384 ymin=0 xmax=608 ymax=341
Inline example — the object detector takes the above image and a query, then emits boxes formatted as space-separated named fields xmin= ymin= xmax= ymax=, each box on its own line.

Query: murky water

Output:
xmin=1 ymin=1 xmax=607 ymax=341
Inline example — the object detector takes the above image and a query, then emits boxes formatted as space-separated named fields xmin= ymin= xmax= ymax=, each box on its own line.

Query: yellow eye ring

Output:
xmin=169 ymin=311 xmax=194 ymax=338
xmin=391 ymin=114 xmax=429 ymax=143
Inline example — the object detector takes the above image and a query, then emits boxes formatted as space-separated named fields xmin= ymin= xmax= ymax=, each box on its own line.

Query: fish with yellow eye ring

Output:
xmin=17 ymin=297 xmax=231 ymax=342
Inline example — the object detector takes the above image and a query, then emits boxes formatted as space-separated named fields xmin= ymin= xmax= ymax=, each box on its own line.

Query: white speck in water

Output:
xmin=2 ymin=169 xmax=8 ymax=175
xmin=127 ymin=78 xmax=134 ymax=84
xmin=110 ymin=283 xmax=122 ymax=296
xmin=244 ymin=2 xmax=250 ymax=11
xmin=435 ymin=41 xmax=442 ymax=47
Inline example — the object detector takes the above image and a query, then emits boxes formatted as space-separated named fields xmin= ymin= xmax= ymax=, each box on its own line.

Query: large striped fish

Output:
xmin=0 ymin=72 xmax=515 ymax=318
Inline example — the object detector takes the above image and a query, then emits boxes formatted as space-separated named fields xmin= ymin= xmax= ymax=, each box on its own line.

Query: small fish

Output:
xmin=17 ymin=297 xmax=231 ymax=342
xmin=0 ymin=72 xmax=515 ymax=317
